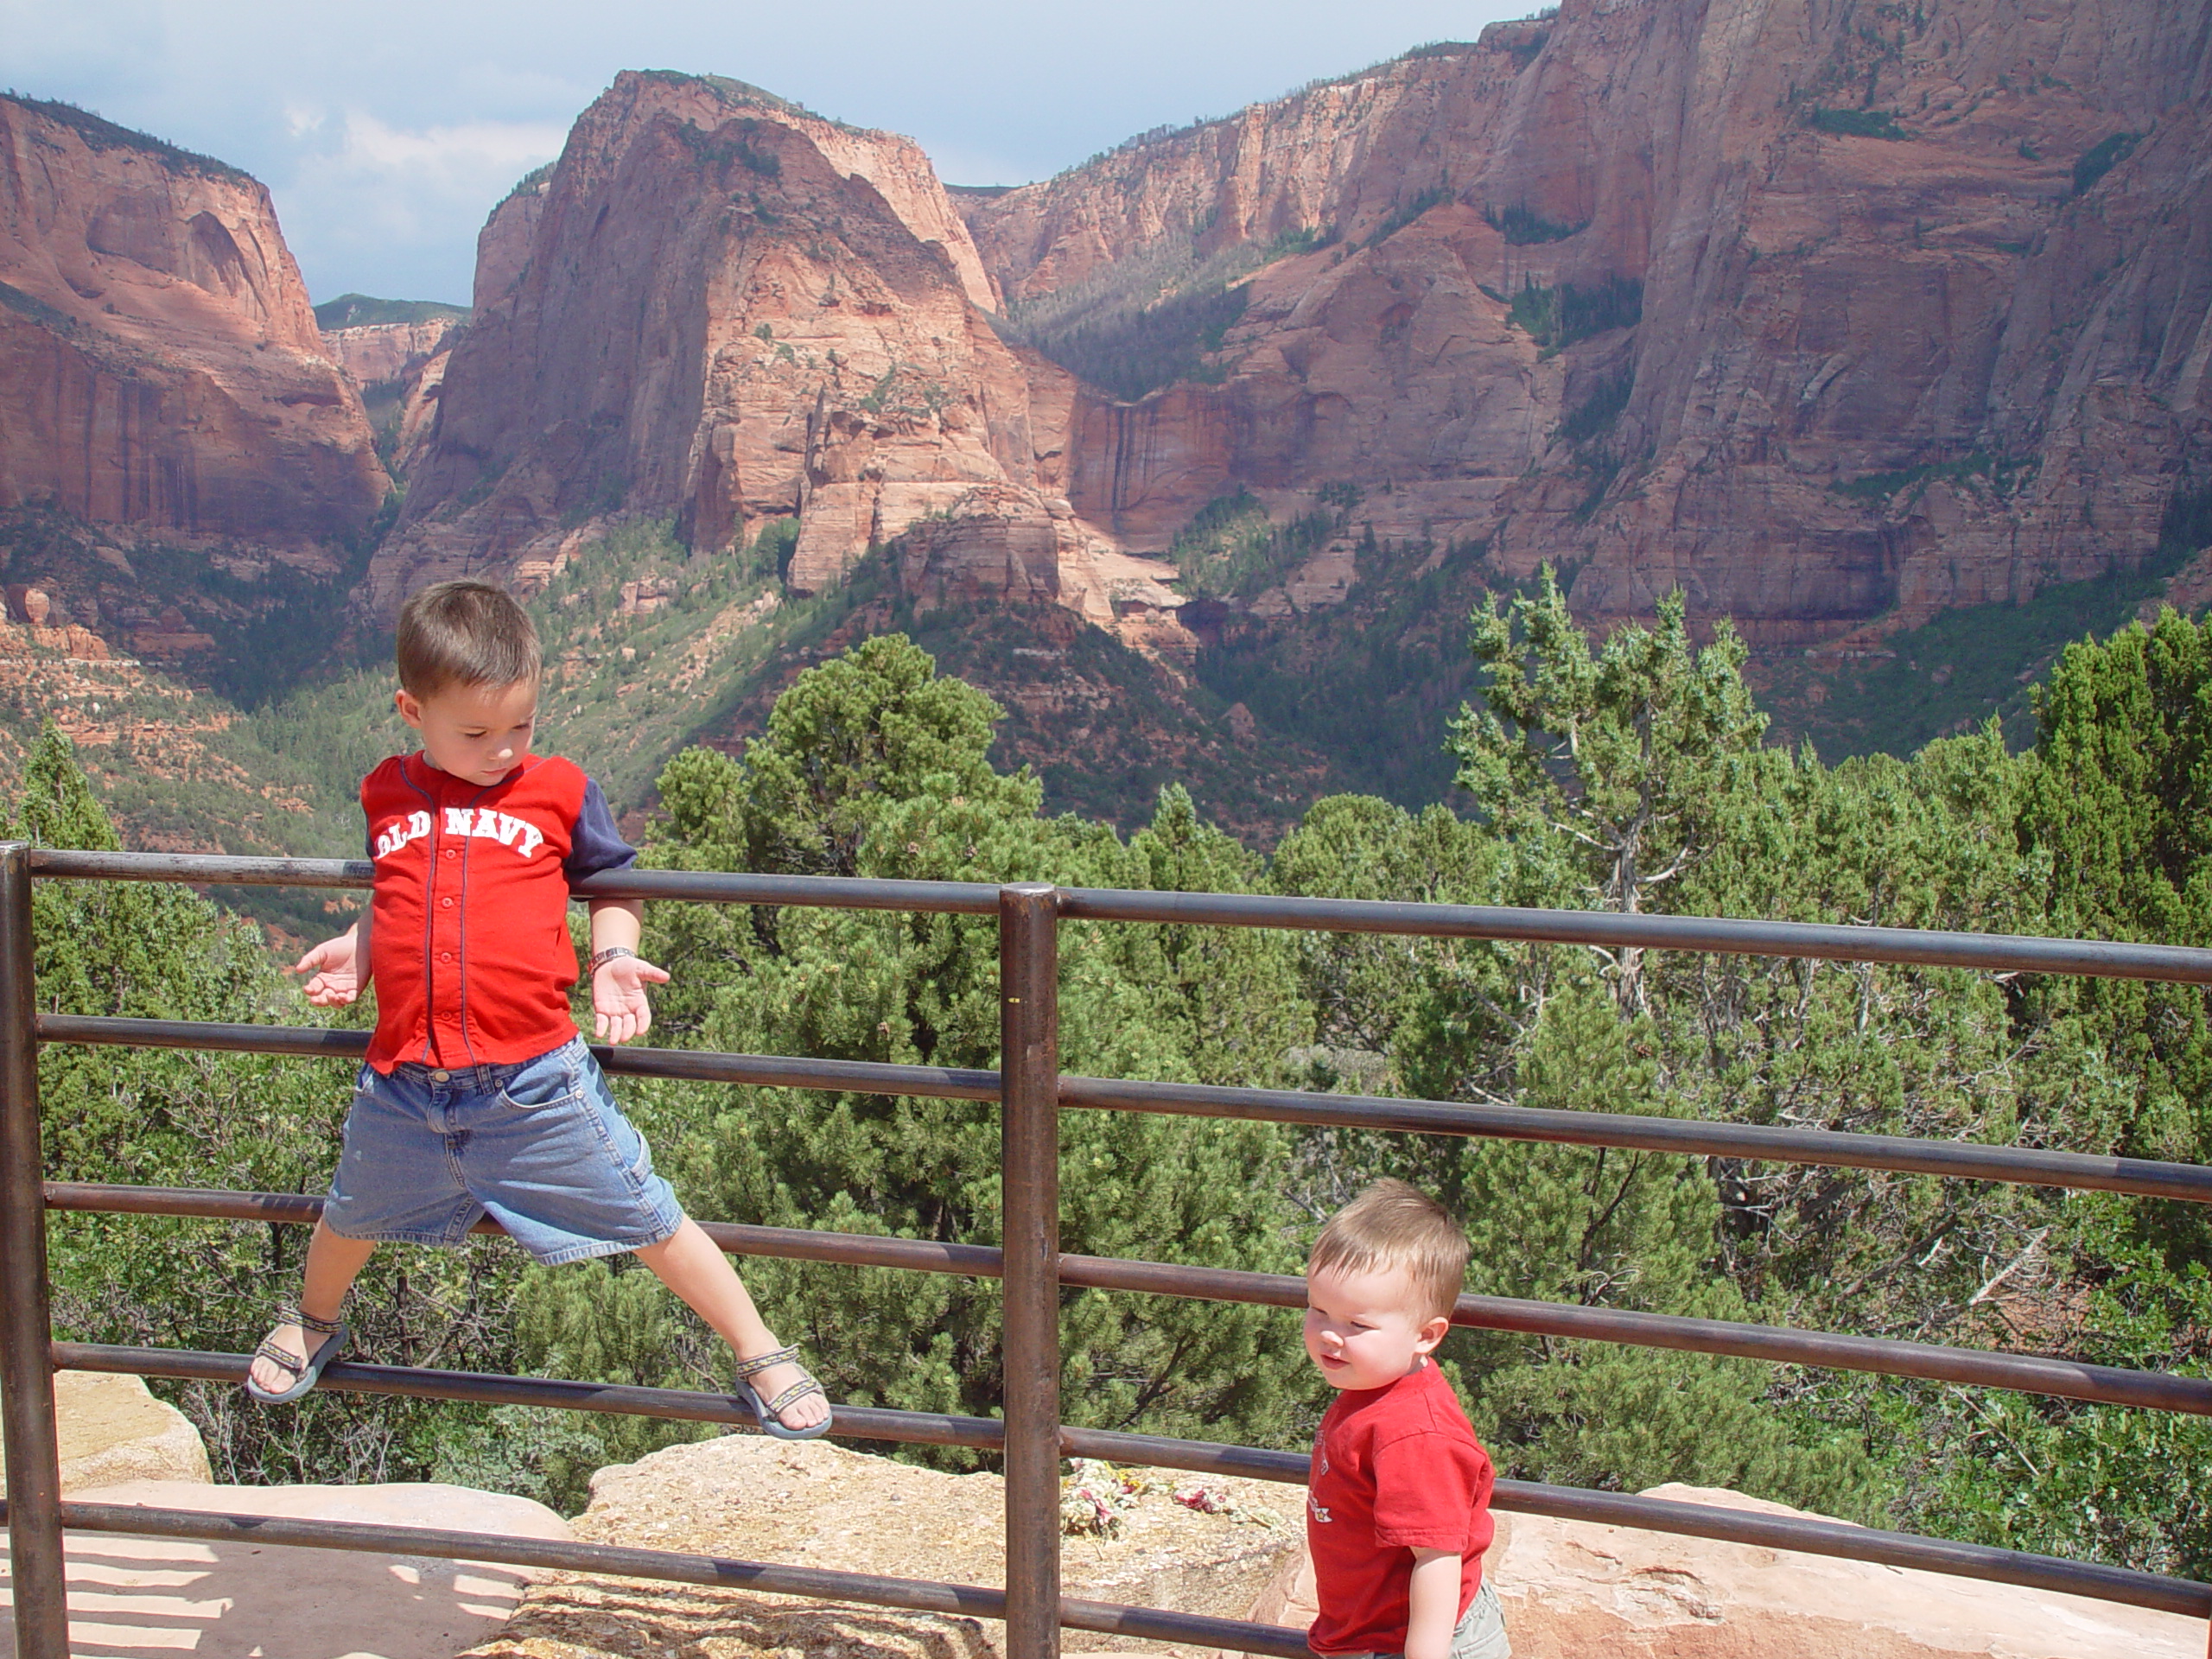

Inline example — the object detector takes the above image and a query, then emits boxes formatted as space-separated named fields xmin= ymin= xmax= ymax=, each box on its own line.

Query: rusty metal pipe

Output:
xmin=999 ymin=885 xmax=1063 ymax=1659
xmin=33 ymin=1014 xmax=1000 ymax=1101
xmin=1049 ymin=1254 xmax=2212 ymax=1417
xmin=30 ymin=849 xmax=2212 ymax=984
xmin=39 ymin=1347 xmax=2212 ymax=1624
xmin=1057 ymin=887 xmax=2212 ymax=982
xmin=1058 ymin=1075 xmax=2212 ymax=1206
xmin=1064 ymin=1429 xmax=2211 ymax=1621
xmin=51 ymin=1342 xmax=1006 ymax=1449
xmin=10 ymin=1501 xmax=1319 ymax=1658
xmin=0 ymin=843 xmax=67 ymax=1659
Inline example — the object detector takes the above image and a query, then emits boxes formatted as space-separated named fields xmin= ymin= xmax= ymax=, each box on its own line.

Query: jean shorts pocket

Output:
xmin=497 ymin=1055 xmax=582 ymax=1111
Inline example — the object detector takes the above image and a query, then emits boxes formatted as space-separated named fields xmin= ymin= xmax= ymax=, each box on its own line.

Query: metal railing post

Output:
xmin=0 ymin=843 xmax=66 ymax=1657
xmin=999 ymin=883 xmax=1062 ymax=1659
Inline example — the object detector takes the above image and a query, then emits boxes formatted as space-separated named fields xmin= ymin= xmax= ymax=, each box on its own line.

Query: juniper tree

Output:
xmin=1447 ymin=569 xmax=1767 ymax=1008
xmin=518 ymin=636 xmax=1319 ymax=1471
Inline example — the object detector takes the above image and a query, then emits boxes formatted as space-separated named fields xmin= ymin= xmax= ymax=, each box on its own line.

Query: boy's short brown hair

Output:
xmin=395 ymin=580 xmax=540 ymax=696
xmin=1310 ymin=1179 xmax=1470 ymax=1325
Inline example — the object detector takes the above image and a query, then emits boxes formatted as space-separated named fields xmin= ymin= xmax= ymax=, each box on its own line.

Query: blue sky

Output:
xmin=1 ymin=0 xmax=1535 ymax=306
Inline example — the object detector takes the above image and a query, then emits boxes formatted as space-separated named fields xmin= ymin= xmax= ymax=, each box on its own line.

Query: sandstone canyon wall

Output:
xmin=378 ymin=0 xmax=2210 ymax=652
xmin=0 ymin=97 xmax=388 ymax=551
xmin=319 ymin=317 xmax=456 ymax=388
xmin=320 ymin=316 xmax=461 ymax=476
xmin=371 ymin=71 xmax=1180 ymax=634
xmin=959 ymin=0 xmax=2212 ymax=643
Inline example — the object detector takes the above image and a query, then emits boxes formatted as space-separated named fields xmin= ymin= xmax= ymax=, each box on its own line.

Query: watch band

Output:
xmin=588 ymin=946 xmax=637 ymax=974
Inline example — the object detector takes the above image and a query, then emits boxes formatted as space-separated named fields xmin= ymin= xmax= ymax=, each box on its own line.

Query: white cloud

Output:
xmin=273 ymin=113 xmax=566 ymax=302
xmin=334 ymin=112 xmax=567 ymax=175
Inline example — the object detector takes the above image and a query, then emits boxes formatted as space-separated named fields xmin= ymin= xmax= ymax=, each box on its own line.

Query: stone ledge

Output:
xmin=0 ymin=1370 xmax=210 ymax=1493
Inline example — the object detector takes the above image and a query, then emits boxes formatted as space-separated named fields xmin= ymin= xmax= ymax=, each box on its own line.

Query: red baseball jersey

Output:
xmin=360 ymin=751 xmax=636 ymax=1072
xmin=1306 ymin=1359 xmax=1497 ymax=1656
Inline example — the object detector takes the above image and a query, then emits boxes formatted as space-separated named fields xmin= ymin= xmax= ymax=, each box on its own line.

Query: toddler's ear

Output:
xmin=1414 ymin=1314 xmax=1451 ymax=1355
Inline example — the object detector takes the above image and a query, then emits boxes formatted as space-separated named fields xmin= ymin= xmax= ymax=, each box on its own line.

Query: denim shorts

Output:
xmin=324 ymin=1035 xmax=684 ymax=1265
xmin=1329 ymin=1581 xmax=1510 ymax=1659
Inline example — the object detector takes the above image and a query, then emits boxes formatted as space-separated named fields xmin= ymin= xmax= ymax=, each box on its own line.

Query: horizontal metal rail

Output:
xmin=1055 ymin=886 xmax=2212 ymax=982
xmin=34 ymin=1014 xmax=1002 ymax=1102
xmin=1060 ymin=1075 xmax=2212 ymax=1205
xmin=45 ymin=1185 xmax=2212 ymax=1416
xmin=2 ymin=1500 xmax=1314 ymax=1659
xmin=54 ymin=1341 xmax=1005 ymax=1451
xmin=36 ymin=1354 xmax=2212 ymax=1624
xmin=38 ymin=1015 xmax=2212 ymax=1206
xmin=32 ymin=848 xmax=2212 ymax=982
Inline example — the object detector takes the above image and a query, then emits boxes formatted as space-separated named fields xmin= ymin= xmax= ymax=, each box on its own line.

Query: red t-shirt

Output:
xmin=361 ymin=752 xmax=635 ymax=1072
xmin=1306 ymin=1359 xmax=1496 ymax=1656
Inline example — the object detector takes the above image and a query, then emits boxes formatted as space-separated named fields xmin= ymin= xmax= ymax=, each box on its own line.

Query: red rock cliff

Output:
xmin=961 ymin=0 xmax=2212 ymax=642
xmin=0 ymin=96 xmax=389 ymax=549
xmin=370 ymin=71 xmax=1140 ymax=617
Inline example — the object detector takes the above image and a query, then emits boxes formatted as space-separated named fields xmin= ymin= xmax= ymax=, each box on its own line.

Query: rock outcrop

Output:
xmin=958 ymin=0 xmax=2212 ymax=642
xmin=321 ymin=316 xmax=462 ymax=476
xmin=0 ymin=1370 xmax=210 ymax=1493
xmin=371 ymin=72 xmax=1176 ymax=639
xmin=1241 ymin=1484 xmax=2204 ymax=1659
xmin=0 ymin=96 xmax=388 ymax=550
xmin=372 ymin=0 xmax=2211 ymax=655
xmin=465 ymin=1431 xmax=1301 ymax=1659
xmin=321 ymin=317 xmax=456 ymax=388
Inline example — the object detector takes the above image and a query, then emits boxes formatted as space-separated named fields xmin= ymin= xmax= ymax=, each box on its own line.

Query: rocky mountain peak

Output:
xmin=0 ymin=94 xmax=387 ymax=549
xmin=369 ymin=68 xmax=1177 ymax=647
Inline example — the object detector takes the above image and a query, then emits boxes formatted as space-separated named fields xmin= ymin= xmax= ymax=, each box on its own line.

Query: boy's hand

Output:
xmin=594 ymin=955 xmax=671 ymax=1045
xmin=289 ymin=929 xmax=363 ymax=1006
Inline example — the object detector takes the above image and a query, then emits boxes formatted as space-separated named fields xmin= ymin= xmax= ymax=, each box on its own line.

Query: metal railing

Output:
xmin=4 ymin=842 xmax=2212 ymax=1658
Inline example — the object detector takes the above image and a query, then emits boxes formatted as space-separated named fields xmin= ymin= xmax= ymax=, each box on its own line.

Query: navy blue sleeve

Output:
xmin=565 ymin=778 xmax=639 ymax=888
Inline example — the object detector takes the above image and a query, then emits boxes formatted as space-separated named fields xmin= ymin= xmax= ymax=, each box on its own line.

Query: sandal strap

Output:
xmin=253 ymin=1337 xmax=308 ymax=1381
xmin=280 ymin=1304 xmax=346 ymax=1338
xmin=731 ymin=1344 xmax=800 ymax=1382
xmin=758 ymin=1372 xmax=825 ymax=1420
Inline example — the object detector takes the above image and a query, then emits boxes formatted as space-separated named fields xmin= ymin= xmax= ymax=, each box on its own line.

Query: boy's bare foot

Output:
xmin=734 ymin=1348 xmax=832 ymax=1433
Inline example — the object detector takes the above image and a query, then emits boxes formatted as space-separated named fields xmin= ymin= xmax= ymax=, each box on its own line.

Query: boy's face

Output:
xmin=396 ymin=677 xmax=539 ymax=786
xmin=1303 ymin=1260 xmax=1449 ymax=1392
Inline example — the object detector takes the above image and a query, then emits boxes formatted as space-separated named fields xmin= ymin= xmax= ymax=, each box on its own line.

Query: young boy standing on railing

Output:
xmin=1303 ymin=1179 xmax=1509 ymax=1659
xmin=244 ymin=579 xmax=831 ymax=1439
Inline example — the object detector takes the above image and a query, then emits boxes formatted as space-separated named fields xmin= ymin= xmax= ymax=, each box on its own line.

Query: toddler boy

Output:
xmin=1304 ymin=1179 xmax=1507 ymax=1659
xmin=245 ymin=579 xmax=830 ymax=1439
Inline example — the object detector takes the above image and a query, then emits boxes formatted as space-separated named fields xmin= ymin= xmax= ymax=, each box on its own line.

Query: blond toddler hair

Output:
xmin=1310 ymin=1178 xmax=1470 ymax=1325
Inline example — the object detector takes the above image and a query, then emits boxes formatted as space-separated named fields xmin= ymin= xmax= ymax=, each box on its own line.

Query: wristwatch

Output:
xmin=587 ymin=946 xmax=637 ymax=974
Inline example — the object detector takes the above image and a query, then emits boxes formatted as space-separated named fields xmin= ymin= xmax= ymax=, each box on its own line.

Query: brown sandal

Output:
xmin=245 ymin=1306 xmax=348 ymax=1404
xmin=732 ymin=1344 xmax=832 ymax=1440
